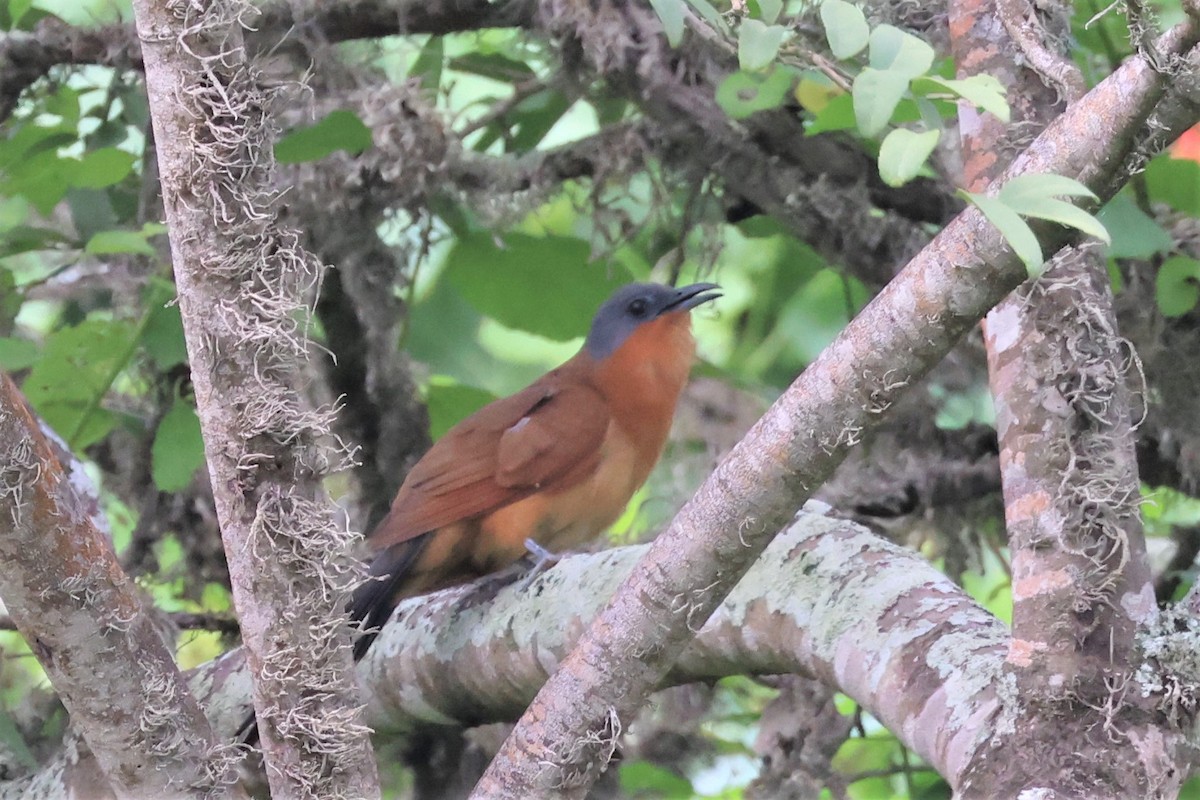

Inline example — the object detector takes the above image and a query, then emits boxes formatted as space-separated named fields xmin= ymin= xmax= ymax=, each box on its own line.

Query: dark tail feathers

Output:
xmin=349 ymin=537 xmax=428 ymax=660
xmin=236 ymin=534 xmax=431 ymax=747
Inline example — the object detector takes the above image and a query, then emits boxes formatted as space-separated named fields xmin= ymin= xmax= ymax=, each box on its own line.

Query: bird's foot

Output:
xmin=520 ymin=538 xmax=561 ymax=589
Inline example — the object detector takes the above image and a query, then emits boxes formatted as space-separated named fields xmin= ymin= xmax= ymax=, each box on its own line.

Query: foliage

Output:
xmin=2 ymin=0 xmax=1200 ymax=796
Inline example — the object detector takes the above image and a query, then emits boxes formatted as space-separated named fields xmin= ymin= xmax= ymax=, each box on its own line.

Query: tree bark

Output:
xmin=471 ymin=19 xmax=1200 ymax=798
xmin=5 ymin=509 xmax=1011 ymax=797
xmin=129 ymin=0 xmax=380 ymax=796
xmin=950 ymin=1 xmax=1158 ymax=795
xmin=0 ymin=375 xmax=239 ymax=798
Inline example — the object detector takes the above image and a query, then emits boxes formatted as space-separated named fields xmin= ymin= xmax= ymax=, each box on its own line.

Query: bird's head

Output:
xmin=585 ymin=282 xmax=721 ymax=360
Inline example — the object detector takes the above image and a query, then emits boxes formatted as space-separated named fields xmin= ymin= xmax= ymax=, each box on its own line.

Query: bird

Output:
xmin=237 ymin=281 xmax=719 ymax=744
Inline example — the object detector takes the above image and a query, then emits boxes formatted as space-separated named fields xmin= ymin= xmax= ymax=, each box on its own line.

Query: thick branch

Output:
xmin=0 ymin=18 xmax=140 ymax=121
xmin=8 ymin=511 xmax=1007 ymax=796
xmin=0 ymin=375 xmax=237 ymax=797
xmin=130 ymin=0 xmax=379 ymax=795
xmin=471 ymin=19 xmax=1199 ymax=799
xmin=1 ymin=0 xmax=528 ymax=123
xmin=951 ymin=2 xmax=1156 ymax=795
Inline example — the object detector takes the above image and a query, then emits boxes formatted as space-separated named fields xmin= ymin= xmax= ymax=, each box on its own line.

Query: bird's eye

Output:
xmin=627 ymin=298 xmax=649 ymax=317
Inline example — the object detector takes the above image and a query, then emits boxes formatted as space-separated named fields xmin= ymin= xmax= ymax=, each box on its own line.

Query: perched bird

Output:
xmin=349 ymin=280 xmax=720 ymax=658
xmin=238 ymin=281 xmax=718 ymax=743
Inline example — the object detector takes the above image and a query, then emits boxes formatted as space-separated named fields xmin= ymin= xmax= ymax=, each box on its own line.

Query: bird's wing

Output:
xmin=368 ymin=374 xmax=610 ymax=547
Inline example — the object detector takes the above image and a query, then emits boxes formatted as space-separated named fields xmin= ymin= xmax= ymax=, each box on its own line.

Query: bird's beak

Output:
xmin=666 ymin=282 xmax=722 ymax=312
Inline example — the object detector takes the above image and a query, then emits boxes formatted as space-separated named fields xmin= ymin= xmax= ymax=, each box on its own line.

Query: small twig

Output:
xmin=995 ymin=0 xmax=1087 ymax=103
xmin=811 ymin=53 xmax=853 ymax=93
xmin=0 ymin=611 xmax=241 ymax=635
xmin=1124 ymin=0 xmax=1167 ymax=69
xmin=1085 ymin=0 xmax=1127 ymax=73
xmin=843 ymin=764 xmax=938 ymax=783
xmin=456 ymin=77 xmax=551 ymax=139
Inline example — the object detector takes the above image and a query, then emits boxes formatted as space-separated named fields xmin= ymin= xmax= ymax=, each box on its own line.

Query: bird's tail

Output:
xmin=235 ymin=534 xmax=432 ymax=747
xmin=348 ymin=536 xmax=430 ymax=660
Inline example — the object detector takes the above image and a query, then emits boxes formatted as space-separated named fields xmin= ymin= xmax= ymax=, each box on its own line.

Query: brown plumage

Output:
xmin=349 ymin=282 xmax=719 ymax=659
xmin=238 ymin=282 xmax=719 ymax=745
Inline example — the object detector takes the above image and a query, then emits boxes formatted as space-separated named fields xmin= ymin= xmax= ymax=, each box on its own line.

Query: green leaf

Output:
xmin=1006 ymin=196 xmax=1110 ymax=243
xmin=44 ymin=85 xmax=80 ymax=126
xmin=1146 ymin=154 xmax=1200 ymax=215
xmin=716 ymin=66 xmax=796 ymax=119
xmin=0 ymin=224 xmax=70 ymax=257
xmin=85 ymin=229 xmax=156 ymax=256
xmin=0 ymin=267 xmax=17 ymax=328
xmin=913 ymin=74 xmax=1010 ymax=122
xmin=23 ymin=319 xmax=136 ymax=448
xmin=3 ymin=150 xmax=70 ymax=216
xmin=68 ymin=147 xmax=136 ymax=189
xmin=67 ymin=187 xmax=117 ymax=241
xmin=767 ymin=268 xmax=869 ymax=368
xmin=833 ymin=693 xmax=858 ymax=715
xmin=9 ymin=4 xmax=49 ymax=30
xmin=443 ymin=232 xmax=632 ymax=341
xmin=425 ymin=378 xmax=496 ymax=440
xmin=756 ymin=0 xmax=783 ymax=24
xmin=1097 ymin=193 xmax=1173 ymax=259
xmin=738 ymin=19 xmax=788 ymax=71
xmin=1156 ymin=256 xmax=1200 ymax=317
xmin=0 ymin=336 xmax=37 ymax=370
xmin=649 ymin=0 xmax=686 ymax=46
xmin=877 ymin=128 xmax=939 ymax=187
xmin=410 ymin=36 xmax=444 ymax=90
xmin=618 ymin=762 xmax=693 ymax=799
xmin=966 ymin=192 xmax=1044 ymax=275
xmin=999 ymin=174 xmax=1109 ymax=243
xmin=852 ymin=67 xmax=908 ymax=137
xmin=929 ymin=383 xmax=994 ymax=430
xmin=473 ymin=89 xmax=572 ymax=153
xmin=999 ymin=172 xmax=1098 ymax=203
xmin=805 ymin=92 xmax=856 ymax=134
xmin=959 ymin=546 xmax=1012 ymax=624
xmin=201 ymin=581 xmax=233 ymax=612
xmin=833 ymin=735 xmax=900 ymax=775
xmin=152 ymin=397 xmax=206 ymax=491
xmin=448 ymin=53 xmax=536 ymax=83
xmin=156 ymin=534 xmax=185 ymax=572
xmin=275 ymin=110 xmax=373 ymax=164
xmin=0 ymin=708 xmax=36 ymax=772
xmin=683 ymin=0 xmax=728 ymax=32
xmin=0 ymin=124 xmax=74 ymax=172
xmin=1179 ymin=776 xmax=1200 ymax=800
xmin=142 ymin=280 xmax=189 ymax=368
xmin=7 ymin=0 xmax=33 ymax=28
xmin=820 ymin=0 xmax=869 ymax=59
xmin=87 ymin=120 xmax=130 ymax=149
xmin=868 ymin=24 xmax=934 ymax=78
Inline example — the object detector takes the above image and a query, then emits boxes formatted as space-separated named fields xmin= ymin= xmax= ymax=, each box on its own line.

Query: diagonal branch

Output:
xmin=470 ymin=17 xmax=1200 ymax=799
xmin=0 ymin=374 xmax=239 ymax=797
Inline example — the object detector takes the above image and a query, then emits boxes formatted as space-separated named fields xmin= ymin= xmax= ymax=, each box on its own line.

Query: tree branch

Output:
xmin=5 ymin=510 xmax=1009 ymax=797
xmin=129 ymin=0 xmax=380 ymax=795
xmin=2 ymin=0 xmax=953 ymax=288
xmin=0 ymin=374 xmax=238 ymax=797
xmin=0 ymin=18 xmax=140 ymax=122
xmin=950 ymin=0 xmax=1156 ymax=793
xmin=470 ymin=17 xmax=1200 ymax=799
